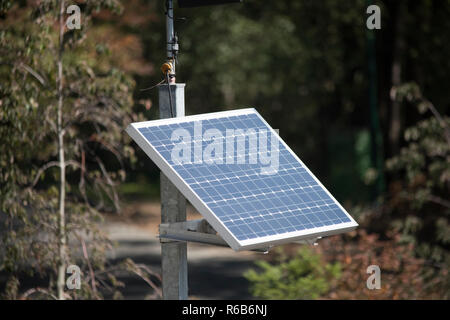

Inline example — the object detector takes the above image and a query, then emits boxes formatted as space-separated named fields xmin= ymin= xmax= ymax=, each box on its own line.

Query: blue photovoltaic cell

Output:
xmin=135 ymin=111 xmax=353 ymax=242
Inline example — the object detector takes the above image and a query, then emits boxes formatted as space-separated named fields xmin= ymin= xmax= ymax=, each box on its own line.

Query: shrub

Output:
xmin=244 ymin=246 xmax=341 ymax=300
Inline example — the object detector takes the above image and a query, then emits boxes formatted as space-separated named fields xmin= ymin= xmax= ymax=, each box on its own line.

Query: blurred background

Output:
xmin=0 ymin=0 xmax=449 ymax=299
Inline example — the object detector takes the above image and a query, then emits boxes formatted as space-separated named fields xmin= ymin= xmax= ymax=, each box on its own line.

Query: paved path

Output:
xmin=105 ymin=222 xmax=259 ymax=299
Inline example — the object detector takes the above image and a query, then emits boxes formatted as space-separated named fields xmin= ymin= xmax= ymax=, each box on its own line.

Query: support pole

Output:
xmin=165 ymin=0 xmax=177 ymax=79
xmin=159 ymin=84 xmax=188 ymax=300
xmin=166 ymin=0 xmax=175 ymax=60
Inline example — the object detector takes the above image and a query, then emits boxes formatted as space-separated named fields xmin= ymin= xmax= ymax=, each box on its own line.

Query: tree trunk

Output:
xmin=388 ymin=0 xmax=406 ymax=157
xmin=57 ymin=0 xmax=66 ymax=301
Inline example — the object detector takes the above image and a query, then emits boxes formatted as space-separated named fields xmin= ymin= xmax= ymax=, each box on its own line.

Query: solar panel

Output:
xmin=126 ymin=108 xmax=358 ymax=251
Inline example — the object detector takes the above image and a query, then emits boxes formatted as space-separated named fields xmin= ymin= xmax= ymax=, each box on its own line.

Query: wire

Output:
xmin=140 ymin=79 xmax=165 ymax=92
xmin=165 ymin=72 xmax=174 ymax=118
xmin=139 ymin=74 xmax=174 ymax=118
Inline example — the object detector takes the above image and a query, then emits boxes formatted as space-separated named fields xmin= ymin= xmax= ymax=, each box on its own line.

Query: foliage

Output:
xmin=0 ymin=1 xmax=155 ymax=299
xmin=384 ymin=83 xmax=450 ymax=295
xmin=246 ymin=227 xmax=447 ymax=300
xmin=1 ymin=0 xmax=449 ymax=300
xmin=317 ymin=228 xmax=446 ymax=299
xmin=244 ymin=246 xmax=341 ymax=300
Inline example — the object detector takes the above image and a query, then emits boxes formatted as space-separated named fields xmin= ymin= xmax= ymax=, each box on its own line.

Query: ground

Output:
xmin=105 ymin=201 xmax=260 ymax=299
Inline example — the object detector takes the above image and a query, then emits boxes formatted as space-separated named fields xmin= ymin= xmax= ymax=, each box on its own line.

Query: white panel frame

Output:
xmin=126 ymin=108 xmax=358 ymax=251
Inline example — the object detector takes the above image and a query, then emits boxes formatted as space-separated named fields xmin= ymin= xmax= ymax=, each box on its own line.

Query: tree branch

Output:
xmin=31 ymin=161 xmax=60 ymax=187
xmin=427 ymin=195 xmax=450 ymax=210
xmin=94 ymin=156 xmax=120 ymax=212
xmin=31 ymin=160 xmax=81 ymax=188
xmin=21 ymin=287 xmax=58 ymax=300
xmin=18 ymin=62 xmax=46 ymax=86
xmin=424 ymin=99 xmax=450 ymax=146
xmin=128 ymin=264 xmax=162 ymax=298
xmin=77 ymin=234 xmax=99 ymax=299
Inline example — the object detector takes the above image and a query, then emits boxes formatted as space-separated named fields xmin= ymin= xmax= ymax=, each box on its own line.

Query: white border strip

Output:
xmin=130 ymin=108 xmax=255 ymax=128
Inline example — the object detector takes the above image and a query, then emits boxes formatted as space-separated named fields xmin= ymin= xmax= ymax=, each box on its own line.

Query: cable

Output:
xmin=165 ymin=72 xmax=174 ymax=118
xmin=142 ymin=62 xmax=175 ymax=117
xmin=160 ymin=61 xmax=175 ymax=118
xmin=140 ymin=79 xmax=165 ymax=92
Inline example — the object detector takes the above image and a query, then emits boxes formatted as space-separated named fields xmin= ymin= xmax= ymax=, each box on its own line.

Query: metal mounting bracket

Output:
xmin=159 ymin=219 xmax=227 ymax=246
xmin=159 ymin=219 xmax=321 ymax=252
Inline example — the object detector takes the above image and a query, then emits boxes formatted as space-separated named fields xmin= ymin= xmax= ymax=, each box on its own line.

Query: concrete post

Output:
xmin=159 ymin=83 xmax=188 ymax=300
